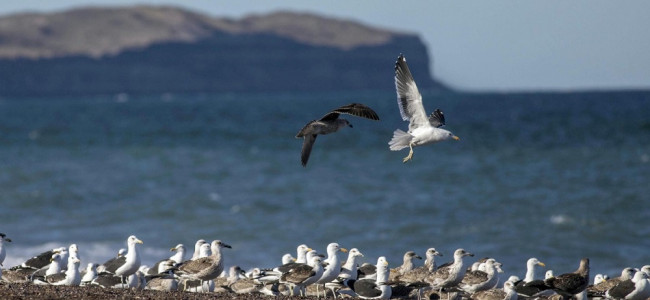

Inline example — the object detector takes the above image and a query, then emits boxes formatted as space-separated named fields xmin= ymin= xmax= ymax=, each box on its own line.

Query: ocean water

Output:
xmin=1 ymin=90 xmax=649 ymax=281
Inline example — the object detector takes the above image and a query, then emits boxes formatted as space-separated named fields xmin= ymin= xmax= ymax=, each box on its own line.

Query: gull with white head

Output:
xmin=389 ymin=54 xmax=459 ymax=163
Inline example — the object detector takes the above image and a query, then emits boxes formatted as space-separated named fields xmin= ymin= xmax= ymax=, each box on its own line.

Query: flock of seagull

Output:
xmin=2 ymin=233 xmax=650 ymax=299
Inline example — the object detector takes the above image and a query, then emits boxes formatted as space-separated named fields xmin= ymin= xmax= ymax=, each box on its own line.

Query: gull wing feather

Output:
xmin=322 ymin=103 xmax=380 ymax=121
xmin=429 ymin=109 xmax=446 ymax=128
xmin=300 ymin=134 xmax=317 ymax=167
xmin=395 ymin=54 xmax=429 ymax=131
xmin=101 ymin=256 xmax=126 ymax=274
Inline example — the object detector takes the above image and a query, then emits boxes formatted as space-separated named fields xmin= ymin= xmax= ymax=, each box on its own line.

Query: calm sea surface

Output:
xmin=1 ymin=90 xmax=649 ymax=280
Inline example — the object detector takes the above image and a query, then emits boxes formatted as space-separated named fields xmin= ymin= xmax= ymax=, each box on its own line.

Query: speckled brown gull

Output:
xmin=177 ymin=240 xmax=231 ymax=291
xmin=296 ymin=103 xmax=380 ymax=166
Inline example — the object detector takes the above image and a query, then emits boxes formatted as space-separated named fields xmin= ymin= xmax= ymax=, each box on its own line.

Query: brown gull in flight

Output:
xmin=296 ymin=103 xmax=379 ymax=166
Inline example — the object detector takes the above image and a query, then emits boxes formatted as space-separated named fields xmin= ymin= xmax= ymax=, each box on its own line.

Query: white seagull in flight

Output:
xmin=389 ymin=54 xmax=459 ymax=163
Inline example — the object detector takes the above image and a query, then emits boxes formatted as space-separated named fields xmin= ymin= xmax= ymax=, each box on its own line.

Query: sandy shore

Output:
xmin=0 ymin=282 xmax=320 ymax=300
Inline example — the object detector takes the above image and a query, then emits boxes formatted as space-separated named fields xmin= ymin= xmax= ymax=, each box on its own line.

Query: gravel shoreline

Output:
xmin=0 ymin=282 xmax=319 ymax=300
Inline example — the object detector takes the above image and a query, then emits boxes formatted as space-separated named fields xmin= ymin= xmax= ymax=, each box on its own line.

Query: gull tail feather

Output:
xmin=388 ymin=129 xmax=412 ymax=151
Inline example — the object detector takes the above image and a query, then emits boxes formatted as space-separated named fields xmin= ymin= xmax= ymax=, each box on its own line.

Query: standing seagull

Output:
xmin=177 ymin=240 xmax=231 ymax=291
xmin=99 ymin=235 xmax=143 ymax=285
xmin=544 ymin=257 xmax=589 ymax=297
xmin=0 ymin=232 xmax=11 ymax=267
xmin=389 ymin=54 xmax=459 ymax=163
xmin=426 ymin=248 xmax=474 ymax=292
xmin=296 ymin=103 xmax=380 ymax=167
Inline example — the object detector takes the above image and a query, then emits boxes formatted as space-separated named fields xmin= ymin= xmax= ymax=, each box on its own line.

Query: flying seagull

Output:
xmin=389 ymin=54 xmax=459 ymax=163
xmin=296 ymin=103 xmax=379 ymax=166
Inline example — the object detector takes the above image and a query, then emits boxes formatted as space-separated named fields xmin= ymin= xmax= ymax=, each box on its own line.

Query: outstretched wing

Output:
xmin=300 ymin=134 xmax=318 ymax=167
xmin=321 ymin=103 xmax=380 ymax=122
xmin=428 ymin=109 xmax=446 ymax=128
xmin=395 ymin=54 xmax=429 ymax=131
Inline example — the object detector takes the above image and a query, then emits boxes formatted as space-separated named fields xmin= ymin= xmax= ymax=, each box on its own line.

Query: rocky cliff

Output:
xmin=0 ymin=6 xmax=445 ymax=97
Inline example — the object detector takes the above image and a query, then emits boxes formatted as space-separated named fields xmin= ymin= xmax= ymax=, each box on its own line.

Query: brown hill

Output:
xmin=0 ymin=6 xmax=445 ymax=96
xmin=0 ymin=6 xmax=401 ymax=59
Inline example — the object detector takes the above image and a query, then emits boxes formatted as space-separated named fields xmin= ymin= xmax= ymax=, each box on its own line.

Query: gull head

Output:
xmin=444 ymin=129 xmax=460 ymax=141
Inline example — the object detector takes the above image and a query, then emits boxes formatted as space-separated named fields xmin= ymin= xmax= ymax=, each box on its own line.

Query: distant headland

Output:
xmin=0 ymin=6 xmax=446 ymax=97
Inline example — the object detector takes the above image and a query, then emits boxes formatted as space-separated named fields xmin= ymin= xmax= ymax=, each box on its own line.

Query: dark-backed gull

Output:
xmin=514 ymin=257 xmax=550 ymax=296
xmin=30 ymin=252 xmax=64 ymax=282
xmin=148 ymin=243 xmax=182 ymax=276
xmin=357 ymin=263 xmax=378 ymax=280
xmin=325 ymin=248 xmax=365 ymax=297
xmin=344 ymin=256 xmax=391 ymax=300
xmin=145 ymin=260 xmax=179 ymax=291
xmin=296 ymin=103 xmax=380 ymax=166
xmin=229 ymin=266 xmax=277 ymax=296
xmin=42 ymin=257 xmax=82 ymax=286
xmin=315 ymin=242 xmax=348 ymax=297
xmin=339 ymin=248 xmax=365 ymax=280
xmin=389 ymin=54 xmax=459 ymax=163
xmin=99 ymin=235 xmax=143 ymax=285
xmin=588 ymin=267 xmax=635 ymax=297
xmin=460 ymin=258 xmax=500 ymax=293
xmin=605 ymin=271 xmax=650 ymax=300
xmin=544 ymin=258 xmax=589 ymax=297
xmin=280 ymin=256 xmax=324 ymax=296
xmin=92 ymin=271 xmax=141 ymax=289
xmin=12 ymin=246 xmax=65 ymax=270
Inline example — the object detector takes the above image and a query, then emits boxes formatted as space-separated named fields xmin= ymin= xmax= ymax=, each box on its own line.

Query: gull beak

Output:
xmin=136 ymin=239 xmax=143 ymax=244
xmin=384 ymin=260 xmax=389 ymax=266
xmin=539 ymin=262 xmax=546 ymax=267
xmin=307 ymin=248 xmax=313 ymax=252
xmin=415 ymin=255 xmax=422 ymax=260
xmin=340 ymin=248 xmax=348 ymax=253
xmin=223 ymin=243 xmax=232 ymax=249
xmin=452 ymin=135 xmax=460 ymax=141
xmin=170 ymin=247 xmax=177 ymax=252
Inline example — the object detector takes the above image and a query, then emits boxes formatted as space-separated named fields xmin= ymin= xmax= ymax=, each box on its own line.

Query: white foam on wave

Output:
xmin=549 ymin=214 xmax=573 ymax=225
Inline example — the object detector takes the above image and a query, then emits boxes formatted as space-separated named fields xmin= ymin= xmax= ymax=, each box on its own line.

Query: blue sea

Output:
xmin=1 ymin=90 xmax=649 ymax=281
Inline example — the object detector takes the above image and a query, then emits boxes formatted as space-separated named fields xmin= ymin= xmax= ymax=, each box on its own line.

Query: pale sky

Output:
xmin=2 ymin=1 xmax=649 ymax=91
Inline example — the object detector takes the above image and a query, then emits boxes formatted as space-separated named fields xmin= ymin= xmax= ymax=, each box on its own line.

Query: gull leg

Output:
xmin=403 ymin=144 xmax=414 ymax=163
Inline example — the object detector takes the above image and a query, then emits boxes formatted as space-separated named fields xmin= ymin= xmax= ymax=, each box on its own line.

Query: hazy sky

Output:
xmin=2 ymin=1 xmax=649 ymax=91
